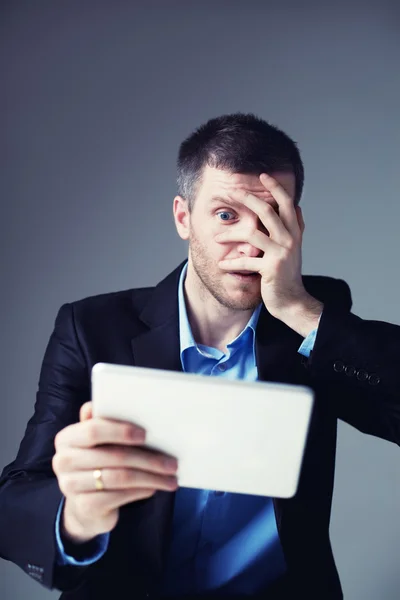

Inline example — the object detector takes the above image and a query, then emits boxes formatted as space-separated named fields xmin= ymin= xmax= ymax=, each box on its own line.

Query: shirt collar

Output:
xmin=178 ymin=261 xmax=262 ymax=355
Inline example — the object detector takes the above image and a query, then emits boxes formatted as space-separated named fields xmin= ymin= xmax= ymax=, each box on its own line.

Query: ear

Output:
xmin=173 ymin=195 xmax=190 ymax=241
xmin=295 ymin=206 xmax=305 ymax=234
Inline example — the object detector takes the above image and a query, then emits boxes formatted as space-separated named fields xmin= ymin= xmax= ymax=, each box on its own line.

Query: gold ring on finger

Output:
xmin=93 ymin=468 xmax=105 ymax=491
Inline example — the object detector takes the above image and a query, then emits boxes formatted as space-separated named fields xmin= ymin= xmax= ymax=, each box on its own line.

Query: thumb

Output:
xmin=79 ymin=401 xmax=93 ymax=422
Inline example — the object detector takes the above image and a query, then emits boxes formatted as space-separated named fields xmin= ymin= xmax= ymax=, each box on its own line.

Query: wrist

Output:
xmin=61 ymin=500 xmax=97 ymax=545
xmin=275 ymin=294 xmax=324 ymax=338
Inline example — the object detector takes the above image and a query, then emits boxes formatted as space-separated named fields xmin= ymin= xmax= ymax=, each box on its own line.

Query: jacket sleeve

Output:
xmin=307 ymin=279 xmax=400 ymax=446
xmin=0 ymin=303 xmax=96 ymax=592
xmin=55 ymin=496 xmax=110 ymax=566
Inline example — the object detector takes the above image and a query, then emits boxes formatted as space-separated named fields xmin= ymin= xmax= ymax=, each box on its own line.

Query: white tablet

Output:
xmin=91 ymin=362 xmax=314 ymax=498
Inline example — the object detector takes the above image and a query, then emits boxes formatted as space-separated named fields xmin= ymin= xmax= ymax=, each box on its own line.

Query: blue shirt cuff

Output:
xmin=297 ymin=321 xmax=320 ymax=357
xmin=55 ymin=496 xmax=110 ymax=566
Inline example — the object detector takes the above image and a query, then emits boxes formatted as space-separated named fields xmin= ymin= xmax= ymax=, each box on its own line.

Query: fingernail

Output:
xmin=164 ymin=457 xmax=178 ymax=472
xmin=132 ymin=427 xmax=146 ymax=441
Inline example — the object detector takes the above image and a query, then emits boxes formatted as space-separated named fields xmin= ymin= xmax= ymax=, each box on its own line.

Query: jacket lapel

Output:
xmin=128 ymin=261 xmax=185 ymax=585
xmin=130 ymin=262 xmax=184 ymax=373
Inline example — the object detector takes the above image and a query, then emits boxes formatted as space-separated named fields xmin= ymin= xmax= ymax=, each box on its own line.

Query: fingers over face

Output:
xmin=259 ymin=173 xmax=300 ymax=239
xmin=225 ymin=186 xmax=295 ymax=245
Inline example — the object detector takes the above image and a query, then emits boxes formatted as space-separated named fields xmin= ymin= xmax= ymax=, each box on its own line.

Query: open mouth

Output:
xmin=230 ymin=271 xmax=259 ymax=278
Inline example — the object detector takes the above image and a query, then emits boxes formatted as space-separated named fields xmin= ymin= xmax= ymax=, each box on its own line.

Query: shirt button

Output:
xmin=218 ymin=363 xmax=227 ymax=371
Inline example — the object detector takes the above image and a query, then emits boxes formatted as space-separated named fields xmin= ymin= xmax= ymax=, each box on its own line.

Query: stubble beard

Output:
xmin=189 ymin=230 xmax=262 ymax=312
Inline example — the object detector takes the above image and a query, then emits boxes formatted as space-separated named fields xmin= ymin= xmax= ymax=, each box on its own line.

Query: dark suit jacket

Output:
xmin=0 ymin=261 xmax=399 ymax=600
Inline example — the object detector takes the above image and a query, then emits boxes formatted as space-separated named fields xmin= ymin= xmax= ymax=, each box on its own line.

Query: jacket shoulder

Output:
xmin=66 ymin=286 xmax=155 ymax=323
xmin=302 ymin=275 xmax=352 ymax=311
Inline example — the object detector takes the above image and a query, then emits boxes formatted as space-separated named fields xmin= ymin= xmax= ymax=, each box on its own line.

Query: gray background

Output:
xmin=1 ymin=1 xmax=399 ymax=598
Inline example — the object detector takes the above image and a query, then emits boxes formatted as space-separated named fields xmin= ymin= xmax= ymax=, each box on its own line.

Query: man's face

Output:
xmin=175 ymin=165 xmax=297 ymax=311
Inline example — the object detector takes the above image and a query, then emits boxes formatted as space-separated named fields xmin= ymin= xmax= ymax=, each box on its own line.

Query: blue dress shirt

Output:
xmin=55 ymin=263 xmax=319 ymax=595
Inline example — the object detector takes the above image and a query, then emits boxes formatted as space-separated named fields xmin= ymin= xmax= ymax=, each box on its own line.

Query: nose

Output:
xmin=237 ymin=242 xmax=262 ymax=258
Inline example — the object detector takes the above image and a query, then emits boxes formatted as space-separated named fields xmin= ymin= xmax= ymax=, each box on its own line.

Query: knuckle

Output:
xmin=131 ymin=470 xmax=145 ymax=486
xmin=112 ymin=447 xmax=129 ymax=465
xmin=114 ymin=469 xmax=132 ymax=487
xmin=253 ymin=229 xmax=263 ymax=243
xmin=155 ymin=455 xmax=167 ymax=471
xmin=286 ymin=238 xmax=295 ymax=251
xmin=86 ymin=420 xmax=100 ymax=445
xmin=52 ymin=453 xmax=60 ymax=474
xmin=142 ymin=452 xmax=161 ymax=471
xmin=155 ymin=473 xmax=168 ymax=487
xmin=58 ymin=451 xmax=74 ymax=472
xmin=279 ymin=246 xmax=289 ymax=259
xmin=261 ymin=205 xmax=272 ymax=219
xmin=52 ymin=450 xmax=74 ymax=475
xmin=276 ymin=253 xmax=286 ymax=267
xmin=52 ymin=453 xmax=63 ymax=474
xmin=122 ymin=423 xmax=135 ymax=442
xmin=57 ymin=474 xmax=66 ymax=494
xmin=54 ymin=431 xmax=64 ymax=450
xmin=58 ymin=474 xmax=75 ymax=495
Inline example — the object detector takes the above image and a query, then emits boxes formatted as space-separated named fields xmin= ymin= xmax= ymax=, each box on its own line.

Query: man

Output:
xmin=0 ymin=113 xmax=399 ymax=600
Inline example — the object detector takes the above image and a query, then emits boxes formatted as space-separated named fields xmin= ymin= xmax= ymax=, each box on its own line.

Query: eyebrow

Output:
xmin=209 ymin=195 xmax=238 ymax=206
